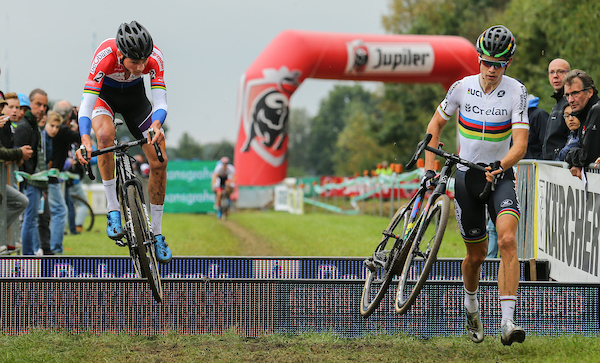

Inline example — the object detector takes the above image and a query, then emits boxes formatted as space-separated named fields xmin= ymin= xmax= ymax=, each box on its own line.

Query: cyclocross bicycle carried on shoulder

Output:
xmin=82 ymin=120 xmax=165 ymax=303
xmin=360 ymin=133 xmax=495 ymax=317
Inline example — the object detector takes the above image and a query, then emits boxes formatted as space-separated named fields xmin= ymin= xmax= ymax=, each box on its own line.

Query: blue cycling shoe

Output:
xmin=106 ymin=211 xmax=125 ymax=240
xmin=217 ymin=209 xmax=222 ymax=219
xmin=154 ymin=235 xmax=172 ymax=264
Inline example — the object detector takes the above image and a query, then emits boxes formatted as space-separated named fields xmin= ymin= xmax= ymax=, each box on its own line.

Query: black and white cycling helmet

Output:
xmin=116 ymin=21 xmax=154 ymax=60
xmin=476 ymin=25 xmax=516 ymax=59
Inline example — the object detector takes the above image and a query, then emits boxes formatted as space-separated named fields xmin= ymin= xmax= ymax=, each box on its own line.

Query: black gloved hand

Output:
xmin=420 ymin=169 xmax=437 ymax=190
xmin=490 ymin=160 xmax=504 ymax=179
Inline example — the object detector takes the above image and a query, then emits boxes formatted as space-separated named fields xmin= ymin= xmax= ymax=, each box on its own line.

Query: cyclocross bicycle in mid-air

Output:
xmin=82 ymin=122 xmax=164 ymax=302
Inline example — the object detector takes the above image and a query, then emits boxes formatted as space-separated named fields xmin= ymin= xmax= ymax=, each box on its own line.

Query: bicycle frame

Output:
xmin=83 ymin=132 xmax=164 ymax=302
xmin=395 ymin=133 xmax=494 ymax=314
xmin=115 ymin=148 xmax=153 ymax=248
xmin=396 ymin=160 xmax=452 ymax=257
xmin=361 ymin=133 xmax=493 ymax=317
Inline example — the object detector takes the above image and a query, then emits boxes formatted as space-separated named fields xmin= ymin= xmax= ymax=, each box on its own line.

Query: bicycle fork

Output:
xmin=122 ymin=178 xmax=154 ymax=248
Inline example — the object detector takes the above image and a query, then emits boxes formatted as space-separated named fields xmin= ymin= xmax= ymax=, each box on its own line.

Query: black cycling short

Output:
xmin=97 ymin=81 xmax=153 ymax=140
xmin=453 ymin=167 xmax=520 ymax=243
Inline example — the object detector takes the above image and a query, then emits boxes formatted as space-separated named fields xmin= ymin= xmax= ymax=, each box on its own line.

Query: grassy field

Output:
xmin=63 ymin=209 xmax=466 ymax=258
xmin=2 ymin=330 xmax=600 ymax=362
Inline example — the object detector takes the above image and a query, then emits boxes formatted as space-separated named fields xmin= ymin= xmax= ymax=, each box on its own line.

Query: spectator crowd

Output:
xmin=0 ymin=66 xmax=90 ymax=255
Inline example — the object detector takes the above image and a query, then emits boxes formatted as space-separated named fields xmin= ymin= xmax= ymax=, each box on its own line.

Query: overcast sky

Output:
xmin=1 ymin=0 xmax=389 ymax=146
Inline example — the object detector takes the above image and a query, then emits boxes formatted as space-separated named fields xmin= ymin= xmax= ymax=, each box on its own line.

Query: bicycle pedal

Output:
xmin=115 ymin=239 xmax=127 ymax=247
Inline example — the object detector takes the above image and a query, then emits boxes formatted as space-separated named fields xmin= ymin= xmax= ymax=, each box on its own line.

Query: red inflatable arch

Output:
xmin=234 ymin=30 xmax=479 ymax=186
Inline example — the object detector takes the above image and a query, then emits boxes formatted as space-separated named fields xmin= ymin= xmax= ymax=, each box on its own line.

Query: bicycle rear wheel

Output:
xmin=71 ymin=195 xmax=95 ymax=232
xmin=360 ymin=205 xmax=412 ymax=317
xmin=126 ymin=184 xmax=163 ymax=302
xmin=395 ymin=194 xmax=450 ymax=315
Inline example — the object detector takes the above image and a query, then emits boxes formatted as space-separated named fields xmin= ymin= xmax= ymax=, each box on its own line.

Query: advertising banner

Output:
xmin=537 ymin=163 xmax=600 ymax=282
xmin=165 ymin=160 xmax=216 ymax=213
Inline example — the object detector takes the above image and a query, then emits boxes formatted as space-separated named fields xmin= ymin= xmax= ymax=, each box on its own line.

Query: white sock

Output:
xmin=102 ymin=179 xmax=120 ymax=212
xmin=464 ymin=286 xmax=479 ymax=313
xmin=500 ymin=296 xmax=517 ymax=326
xmin=150 ymin=204 xmax=164 ymax=235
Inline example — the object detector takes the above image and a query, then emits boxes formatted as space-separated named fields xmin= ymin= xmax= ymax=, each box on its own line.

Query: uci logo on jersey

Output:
xmin=467 ymin=88 xmax=483 ymax=98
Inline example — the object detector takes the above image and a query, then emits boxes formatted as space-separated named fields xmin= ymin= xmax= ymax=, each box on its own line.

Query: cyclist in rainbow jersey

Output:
xmin=422 ymin=25 xmax=528 ymax=346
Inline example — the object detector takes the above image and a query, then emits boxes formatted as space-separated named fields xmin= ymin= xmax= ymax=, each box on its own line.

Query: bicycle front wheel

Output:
xmin=360 ymin=205 xmax=412 ymax=317
xmin=395 ymin=194 xmax=450 ymax=315
xmin=126 ymin=184 xmax=163 ymax=303
xmin=220 ymin=193 xmax=229 ymax=221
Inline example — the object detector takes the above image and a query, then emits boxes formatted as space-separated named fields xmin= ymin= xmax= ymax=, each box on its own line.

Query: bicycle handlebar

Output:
xmin=82 ymin=136 xmax=164 ymax=180
xmin=405 ymin=133 xmax=432 ymax=169
xmin=82 ymin=148 xmax=95 ymax=181
xmin=407 ymin=133 xmax=498 ymax=200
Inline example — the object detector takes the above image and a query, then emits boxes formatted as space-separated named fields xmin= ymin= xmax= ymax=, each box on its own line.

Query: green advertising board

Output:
xmin=165 ymin=160 xmax=217 ymax=213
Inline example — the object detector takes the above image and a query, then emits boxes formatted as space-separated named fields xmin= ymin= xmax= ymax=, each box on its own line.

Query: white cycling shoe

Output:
xmin=466 ymin=310 xmax=484 ymax=343
xmin=501 ymin=319 xmax=526 ymax=346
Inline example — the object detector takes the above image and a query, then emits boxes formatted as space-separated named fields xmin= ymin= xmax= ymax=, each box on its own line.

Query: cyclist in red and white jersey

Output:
xmin=75 ymin=20 xmax=171 ymax=263
xmin=422 ymin=25 xmax=528 ymax=346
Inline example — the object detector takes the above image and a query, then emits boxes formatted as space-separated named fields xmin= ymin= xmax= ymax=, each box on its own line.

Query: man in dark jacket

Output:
xmin=524 ymin=94 xmax=549 ymax=159
xmin=542 ymin=58 xmax=571 ymax=160
xmin=0 ymin=118 xmax=33 ymax=249
xmin=563 ymin=70 xmax=600 ymax=178
xmin=13 ymin=88 xmax=48 ymax=255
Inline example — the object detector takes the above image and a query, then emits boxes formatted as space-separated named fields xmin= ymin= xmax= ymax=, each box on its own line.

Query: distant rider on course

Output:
xmin=211 ymin=157 xmax=235 ymax=218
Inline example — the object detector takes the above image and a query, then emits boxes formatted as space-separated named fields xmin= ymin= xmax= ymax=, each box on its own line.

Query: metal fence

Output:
xmin=0 ymin=256 xmax=546 ymax=281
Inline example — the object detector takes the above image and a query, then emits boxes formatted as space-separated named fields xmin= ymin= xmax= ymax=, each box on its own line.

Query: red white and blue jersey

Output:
xmin=78 ymin=38 xmax=167 ymax=136
xmin=437 ymin=74 xmax=529 ymax=170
